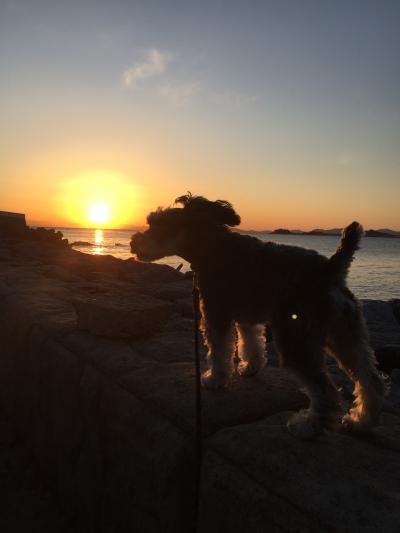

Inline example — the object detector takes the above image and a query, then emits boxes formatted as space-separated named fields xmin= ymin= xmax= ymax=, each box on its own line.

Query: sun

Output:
xmin=88 ymin=202 xmax=110 ymax=226
xmin=61 ymin=169 xmax=144 ymax=228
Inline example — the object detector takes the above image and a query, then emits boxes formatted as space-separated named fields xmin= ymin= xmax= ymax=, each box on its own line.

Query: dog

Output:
xmin=130 ymin=193 xmax=386 ymax=438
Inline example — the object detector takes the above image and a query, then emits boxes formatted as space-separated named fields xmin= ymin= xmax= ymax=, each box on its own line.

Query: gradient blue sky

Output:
xmin=1 ymin=0 xmax=399 ymax=229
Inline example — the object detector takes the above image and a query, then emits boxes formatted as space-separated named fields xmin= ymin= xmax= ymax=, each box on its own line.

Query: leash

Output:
xmin=192 ymin=271 xmax=202 ymax=532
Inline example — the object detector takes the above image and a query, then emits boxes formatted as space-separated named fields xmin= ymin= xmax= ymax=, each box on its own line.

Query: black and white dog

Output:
xmin=131 ymin=193 xmax=386 ymax=438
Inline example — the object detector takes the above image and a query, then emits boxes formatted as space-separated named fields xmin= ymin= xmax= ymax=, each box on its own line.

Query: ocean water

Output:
xmin=57 ymin=227 xmax=400 ymax=300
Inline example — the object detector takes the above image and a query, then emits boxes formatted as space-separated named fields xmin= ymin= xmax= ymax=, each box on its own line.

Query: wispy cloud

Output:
xmin=123 ymin=48 xmax=172 ymax=88
xmin=158 ymin=82 xmax=200 ymax=106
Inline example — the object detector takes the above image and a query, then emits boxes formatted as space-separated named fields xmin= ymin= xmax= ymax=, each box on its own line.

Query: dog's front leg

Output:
xmin=236 ymin=323 xmax=267 ymax=376
xmin=201 ymin=323 xmax=236 ymax=389
xmin=199 ymin=305 xmax=236 ymax=389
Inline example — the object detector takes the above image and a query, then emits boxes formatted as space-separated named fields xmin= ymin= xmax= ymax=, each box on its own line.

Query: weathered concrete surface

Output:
xmin=0 ymin=235 xmax=399 ymax=532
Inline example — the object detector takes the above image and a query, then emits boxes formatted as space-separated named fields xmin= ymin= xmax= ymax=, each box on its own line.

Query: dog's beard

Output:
xmin=131 ymin=231 xmax=185 ymax=262
xmin=134 ymin=250 xmax=165 ymax=262
xmin=131 ymin=239 xmax=177 ymax=262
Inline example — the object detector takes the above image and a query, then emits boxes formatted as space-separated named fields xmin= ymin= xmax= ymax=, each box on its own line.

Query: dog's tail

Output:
xmin=328 ymin=221 xmax=363 ymax=284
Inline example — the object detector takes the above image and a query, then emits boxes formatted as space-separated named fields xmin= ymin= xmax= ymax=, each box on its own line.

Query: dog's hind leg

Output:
xmin=326 ymin=303 xmax=387 ymax=433
xmin=275 ymin=329 xmax=343 ymax=439
xmin=236 ymin=323 xmax=267 ymax=376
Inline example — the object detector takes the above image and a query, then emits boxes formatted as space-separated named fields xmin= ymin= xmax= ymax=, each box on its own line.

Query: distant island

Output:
xmin=238 ymin=227 xmax=400 ymax=238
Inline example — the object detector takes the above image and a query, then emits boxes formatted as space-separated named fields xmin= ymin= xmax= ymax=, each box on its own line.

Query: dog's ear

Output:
xmin=175 ymin=193 xmax=241 ymax=227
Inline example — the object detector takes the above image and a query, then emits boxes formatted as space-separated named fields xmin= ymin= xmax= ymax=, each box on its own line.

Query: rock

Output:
xmin=71 ymin=241 xmax=92 ymax=247
xmin=121 ymin=257 xmax=149 ymax=272
xmin=41 ymin=264 xmax=82 ymax=283
xmin=375 ymin=345 xmax=400 ymax=374
xmin=175 ymin=297 xmax=194 ymax=318
xmin=129 ymin=328 xmax=204 ymax=364
xmin=136 ymin=264 xmax=185 ymax=284
xmin=151 ymin=280 xmax=192 ymax=301
xmin=390 ymin=299 xmax=400 ymax=326
xmin=183 ymin=270 xmax=194 ymax=280
xmin=73 ymin=294 xmax=173 ymax=338
xmin=392 ymin=369 xmax=400 ymax=382
xmin=26 ymin=227 xmax=69 ymax=246
xmin=200 ymin=411 xmax=400 ymax=533
xmin=361 ymin=300 xmax=400 ymax=348
xmin=120 ymin=365 xmax=306 ymax=436
xmin=84 ymin=271 xmax=118 ymax=281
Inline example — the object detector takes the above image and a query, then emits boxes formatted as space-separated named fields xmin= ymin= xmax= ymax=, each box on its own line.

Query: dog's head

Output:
xmin=130 ymin=193 xmax=240 ymax=262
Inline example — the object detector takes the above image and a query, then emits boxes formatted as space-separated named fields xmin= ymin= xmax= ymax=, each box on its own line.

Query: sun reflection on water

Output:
xmin=93 ymin=229 xmax=104 ymax=254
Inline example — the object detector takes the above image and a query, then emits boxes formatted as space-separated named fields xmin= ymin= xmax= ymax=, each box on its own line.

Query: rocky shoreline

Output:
xmin=0 ymin=225 xmax=399 ymax=532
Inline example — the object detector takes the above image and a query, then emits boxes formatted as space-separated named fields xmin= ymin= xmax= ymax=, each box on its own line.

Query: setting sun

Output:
xmin=59 ymin=169 xmax=143 ymax=228
xmin=89 ymin=203 xmax=110 ymax=226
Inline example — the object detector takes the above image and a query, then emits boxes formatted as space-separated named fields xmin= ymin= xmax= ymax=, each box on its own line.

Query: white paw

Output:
xmin=237 ymin=358 xmax=266 ymax=377
xmin=287 ymin=410 xmax=322 ymax=440
xmin=201 ymin=371 xmax=230 ymax=390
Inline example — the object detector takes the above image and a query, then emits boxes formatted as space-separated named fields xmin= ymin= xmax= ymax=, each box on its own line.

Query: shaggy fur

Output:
xmin=131 ymin=193 xmax=387 ymax=438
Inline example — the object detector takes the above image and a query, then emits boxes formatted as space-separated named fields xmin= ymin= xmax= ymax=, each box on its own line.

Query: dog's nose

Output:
xmin=130 ymin=232 xmax=143 ymax=253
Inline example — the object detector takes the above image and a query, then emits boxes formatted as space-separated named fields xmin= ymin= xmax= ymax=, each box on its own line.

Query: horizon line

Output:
xmin=29 ymin=224 xmax=400 ymax=234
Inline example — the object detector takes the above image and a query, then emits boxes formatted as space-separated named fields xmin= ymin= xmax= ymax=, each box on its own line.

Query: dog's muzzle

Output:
xmin=130 ymin=232 xmax=144 ymax=254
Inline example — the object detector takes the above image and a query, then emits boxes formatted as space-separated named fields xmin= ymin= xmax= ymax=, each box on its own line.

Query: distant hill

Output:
xmin=270 ymin=228 xmax=343 ymax=236
xmin=237 ymin=227 xmax=400 ymax=237
xmin=365 ymin=229 xmax=400 ymax=238
xmin=376 ymin=228 xmax=400 ymax=236
xmin=236 ymin=228 xmax=271 ymax=235
xmin=309 ymin=228 xmax=342 ymax=236
xmin=271 ymin=228 xmax=292 ymax=235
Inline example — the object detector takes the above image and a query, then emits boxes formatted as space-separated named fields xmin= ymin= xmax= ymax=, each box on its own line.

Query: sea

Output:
xmin=55 ymin=227 xmax=400 ymax=300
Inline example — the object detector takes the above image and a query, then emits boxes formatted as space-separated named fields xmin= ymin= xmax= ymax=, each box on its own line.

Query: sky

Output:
xmin=1 ymin=0 xmax=399 ymax=230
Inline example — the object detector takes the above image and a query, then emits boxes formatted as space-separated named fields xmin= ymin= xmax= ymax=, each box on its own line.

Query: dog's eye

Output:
xmin=291 ymin=313 xmax=298 ymax=320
